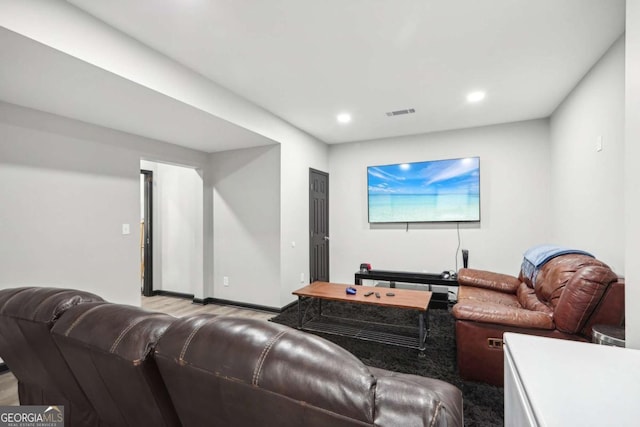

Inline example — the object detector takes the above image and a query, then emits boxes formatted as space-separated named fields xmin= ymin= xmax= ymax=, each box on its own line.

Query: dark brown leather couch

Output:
xmin=154 ymin=314 xmax=463 ymax=427
xmin=51 ymin=302 xmax=181 ymax=427
xmin=452 ymin=254 xmax=625 ymax=385
xmin=0 ymin=287 xmax=105 ymax=426
xmin=0 ymin=287 xmax=464 ymax=427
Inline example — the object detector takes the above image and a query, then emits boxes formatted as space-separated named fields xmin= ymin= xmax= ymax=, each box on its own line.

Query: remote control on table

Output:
xmin=386 ymin=292 xmax=395 ymax=296
xmin=375 ymin=292 xmax=380 ymax=298
xmin=364 ymin=291 xmax=374 ymax=297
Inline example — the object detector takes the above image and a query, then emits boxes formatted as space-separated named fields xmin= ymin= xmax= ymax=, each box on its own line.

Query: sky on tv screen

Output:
xmin=367 ymin=157 xmax=480 ymax=223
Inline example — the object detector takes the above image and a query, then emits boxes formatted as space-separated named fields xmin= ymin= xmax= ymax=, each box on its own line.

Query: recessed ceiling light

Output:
xmin=467 ymin=91 xmax=486 ymax=103
xmin=337 ymin=113 xmax=352 ymax=124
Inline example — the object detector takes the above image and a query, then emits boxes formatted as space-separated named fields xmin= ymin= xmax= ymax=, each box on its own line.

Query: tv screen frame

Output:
xmin=367 ymin=157 xmax=480 ymax=224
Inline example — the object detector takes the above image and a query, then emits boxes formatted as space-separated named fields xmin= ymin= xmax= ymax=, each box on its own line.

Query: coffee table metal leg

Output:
xmin=297 ymin=296 xmax=302 ymax=329
xmin=318 ymin=299 xmax=323 ymax=317
xmin=426 ymin=310 xmax=430 ymax=338
xmin=418 ymin=312 xmax=426 ymax=357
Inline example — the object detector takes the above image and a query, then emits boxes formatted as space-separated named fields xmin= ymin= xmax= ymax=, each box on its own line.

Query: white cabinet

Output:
xmin=504 ymin=333 xmax=640 ymax=427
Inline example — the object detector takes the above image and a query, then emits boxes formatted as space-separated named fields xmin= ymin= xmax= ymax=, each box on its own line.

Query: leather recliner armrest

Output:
xmin=457 ymin=268 xmax=521 ymax=294
xmin=452 ymin=300 xmax=554 ymax=330
xmin=554 ymin=265 xmax=618 ymax=334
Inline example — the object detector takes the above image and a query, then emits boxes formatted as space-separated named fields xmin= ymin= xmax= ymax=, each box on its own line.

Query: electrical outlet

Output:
xmin=223 ymin=276 xmax=229 ymax=287
xmin=122 ymin=224 xmax=130 ymax=235
xmin=300 ymin=273 xmax=305 ymax=283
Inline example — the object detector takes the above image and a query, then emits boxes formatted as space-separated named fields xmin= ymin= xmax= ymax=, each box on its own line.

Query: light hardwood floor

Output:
xmin=0 ymin=295 xmax=276 ymax=406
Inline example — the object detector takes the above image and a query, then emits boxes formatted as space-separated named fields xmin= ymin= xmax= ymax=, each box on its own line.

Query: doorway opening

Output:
xmin=140 ymin=160 xmax=204 ymax=299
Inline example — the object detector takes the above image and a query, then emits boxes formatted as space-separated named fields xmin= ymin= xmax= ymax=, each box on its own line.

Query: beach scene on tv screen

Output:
xmin=368 ymin=157 xmax=480 ymax=223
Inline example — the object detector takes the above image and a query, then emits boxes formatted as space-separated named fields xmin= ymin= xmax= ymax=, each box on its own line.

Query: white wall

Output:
xmin=626 ymin=1 xmax=640 ymax=349
xmin=550 ymin=37 xmax=625 ymax=273
xmin=210 ymin=145 xmax=281 ymax=308
xmin=1 ymin=0 xmax=332 ymax=310
xmin=0 ymin=102 xmax=208 ymax=306
xmin=140 ymin=161 xmax=203 ymax=296
xmin=329 ymin=119 xmax=551 ymax=283
xmin=205 ymin=136 xmax=328 ymax=309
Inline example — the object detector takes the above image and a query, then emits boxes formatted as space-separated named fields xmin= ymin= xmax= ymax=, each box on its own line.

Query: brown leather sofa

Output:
xmin=452 ymin=254 xmax=625 ymax=386
xmin=51 ymin=302 xmax=181 ymax=427
xmin=0 ymin=287 xmax=105 ymax=426
xmin=0 ymin=287 xmax=463 ymax=427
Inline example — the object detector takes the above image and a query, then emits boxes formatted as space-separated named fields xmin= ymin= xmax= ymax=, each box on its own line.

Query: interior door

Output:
xmin=141 ymin=170 xmax=153 ymax=296
xmin=309 ymin=169 xmax=329 ymax=283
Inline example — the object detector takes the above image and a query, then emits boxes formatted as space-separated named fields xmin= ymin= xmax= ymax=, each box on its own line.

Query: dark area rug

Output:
xmin=270 ymin=300 xmax=503 ymax=427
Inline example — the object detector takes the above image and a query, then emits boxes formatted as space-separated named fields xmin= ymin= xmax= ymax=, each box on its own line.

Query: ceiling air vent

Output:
xmin=386 ymin=108 xmax=416 ymax=117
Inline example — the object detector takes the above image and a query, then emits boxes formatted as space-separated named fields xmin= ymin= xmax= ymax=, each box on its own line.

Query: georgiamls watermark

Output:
xmin=0 ymin=406 xmax=64 ymax=427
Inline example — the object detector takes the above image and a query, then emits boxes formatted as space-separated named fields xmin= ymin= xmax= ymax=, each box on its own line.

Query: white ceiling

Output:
xmin=0 ymin=27 xmax=276 ymax=152
xmin=0 ymin=0 xmax=626 ymax=150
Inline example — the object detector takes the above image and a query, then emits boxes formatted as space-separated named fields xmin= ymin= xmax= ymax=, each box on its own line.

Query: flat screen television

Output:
xmin=367 ymin=157 xmax=480 ymax=223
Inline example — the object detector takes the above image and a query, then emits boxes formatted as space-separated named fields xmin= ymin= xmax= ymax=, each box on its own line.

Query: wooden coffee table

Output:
xmin=293 ymin=281 xmax=432 ymax=355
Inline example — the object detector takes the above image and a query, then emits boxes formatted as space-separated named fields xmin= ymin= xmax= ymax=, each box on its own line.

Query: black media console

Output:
xmin=354 ymin=269 xmax=458 ymax=309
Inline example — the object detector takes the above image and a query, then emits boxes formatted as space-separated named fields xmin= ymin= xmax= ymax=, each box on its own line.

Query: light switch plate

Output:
xmin=122 ymin=223 xmax=130 ymax=235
